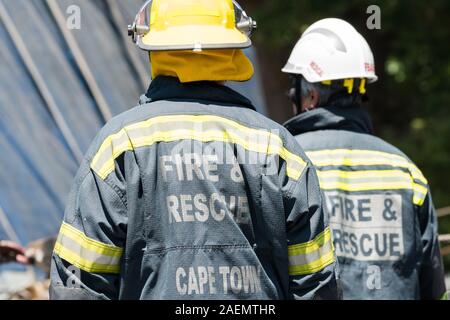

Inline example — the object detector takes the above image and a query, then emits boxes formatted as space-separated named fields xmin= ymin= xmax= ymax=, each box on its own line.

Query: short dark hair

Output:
xmin=301 ymin=78 xmax=363 ymax=108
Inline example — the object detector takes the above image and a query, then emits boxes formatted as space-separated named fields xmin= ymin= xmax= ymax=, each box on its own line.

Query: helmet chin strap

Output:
xmin=289 ymin=75 xmax=313 ymax=116
xmin=294 ymin=75 xmax=314 ymax=115
xmin=294 ymin=75 xmax=303 ymax=115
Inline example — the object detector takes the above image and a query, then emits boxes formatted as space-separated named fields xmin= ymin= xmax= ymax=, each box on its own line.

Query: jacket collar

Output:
xmin=139 ymin=76 xmax=256 ymax=111
xmin=284 ymin=105 xmax=374 ymax=136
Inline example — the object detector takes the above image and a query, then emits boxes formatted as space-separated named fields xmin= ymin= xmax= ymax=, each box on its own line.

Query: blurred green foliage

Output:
xmin=243 ymin=0 xmax=450 ymax=267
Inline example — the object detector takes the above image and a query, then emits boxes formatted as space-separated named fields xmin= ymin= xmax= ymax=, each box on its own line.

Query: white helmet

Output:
xmin=282 ymin=18 xmax=378 ymax=84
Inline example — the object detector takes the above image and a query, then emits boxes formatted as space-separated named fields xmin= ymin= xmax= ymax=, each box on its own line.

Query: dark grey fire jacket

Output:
xmin=50 ymin=76 xmax=340 ymax=300
xmin=284 ymin=105 xmax=447 ymax=300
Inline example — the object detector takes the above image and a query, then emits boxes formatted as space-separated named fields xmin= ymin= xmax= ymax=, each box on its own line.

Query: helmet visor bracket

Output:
xmin=233 ymin=0 xmax=257 ymax=37
xmin=286 ymin=75 xmax=303 ymax=110
xmin=128 ymin=0 xmax=152 ymax=44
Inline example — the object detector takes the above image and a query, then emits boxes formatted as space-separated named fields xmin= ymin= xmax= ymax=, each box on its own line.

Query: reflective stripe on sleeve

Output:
xmin=53 ymin=222 xmax=123 ymax=274
xmin=288 ymin=227 xmax=335 ymax=276
xmin=412 ymin=183 xmax=428 ymax=206
xmin=90 ymin=115 xmax=307 ymax=181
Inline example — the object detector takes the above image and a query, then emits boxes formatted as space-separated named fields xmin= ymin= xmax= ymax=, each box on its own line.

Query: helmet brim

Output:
xmin=139 ymin=25 xmax=251 ymax=51
xmin=282 ymin=63 xmax=379 ymax=84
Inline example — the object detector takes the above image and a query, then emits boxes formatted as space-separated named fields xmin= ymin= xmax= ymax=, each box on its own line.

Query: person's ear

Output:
xmin=301 ymin=88 xmax=320 ymax=112
xmin=292 ymin=103 xmax=299 ymax=116
xmin=309 ymin=88 xmax=320 ymax=109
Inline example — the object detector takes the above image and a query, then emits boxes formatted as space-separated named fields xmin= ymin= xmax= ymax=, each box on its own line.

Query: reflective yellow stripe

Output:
xmin=59 ymin=222 xmax=122 ymax=256
xmin=289 ymin=250 xmax=335 ymax=276
xmin=306 ymin=149 xmax=428 ymax=185
xmin=288 ymin=227 xmax=332 ymax=255
xmin=413 ymin=182 xmax=428 ymax=196
xmin=413 ymin=183 xmax=428 ymax=206
xmin=315 ymin=169 xmax=428 ymax=206
xmin=318 ymin=169 xmax=411 ymax=180
xmin=54 ymin=242 xmax=121 ymax=274
xmin=91 ymin=115 xmax=307 ymax=180
xmin=320 ymin=180 xmax=412 ymax=191
xmin=359 ymin=78 xmax=367 ymax=94
xmin=343 ymin=79 xmax=354 ymax=94
xmin=53 ymin=222 xmax=123 ymax=274
xmin=288 ymin=228 xmax=335 ymax=276
xmin=318 ymin=169 xmax=412 ymax=191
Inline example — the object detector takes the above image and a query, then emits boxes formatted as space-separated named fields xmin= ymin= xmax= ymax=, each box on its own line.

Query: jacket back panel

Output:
xmin=296 ymin=129 xmax=426 ymax=299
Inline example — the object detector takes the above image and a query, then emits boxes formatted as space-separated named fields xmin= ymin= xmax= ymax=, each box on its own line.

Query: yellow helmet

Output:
xmin=128 ymin=0 xmax=257 ymax=51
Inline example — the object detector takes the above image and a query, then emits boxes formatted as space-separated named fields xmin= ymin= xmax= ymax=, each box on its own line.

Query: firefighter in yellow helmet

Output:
xmin=50 ymin=0 xmax=340 ymax=300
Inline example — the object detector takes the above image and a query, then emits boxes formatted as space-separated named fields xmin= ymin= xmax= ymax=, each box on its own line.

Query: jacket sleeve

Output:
xmin=417 ymin=190 xmax=447 ymax=300
xmin=50 ymin=158 xmax=127 ymax=300
xmin=281 ymin=156 xmax=341 ymax=300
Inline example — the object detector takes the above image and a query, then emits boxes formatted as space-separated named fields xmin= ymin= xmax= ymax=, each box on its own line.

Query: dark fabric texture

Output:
xmin=284 ymin=105 xmax=446 ymax=300
xmin=144 ymin=76 xmax=256 ymax=111
xmin=284 ymin=105 xmax=374 ymax=136
xmin=51 ymin=78 xmax=340 ymax=300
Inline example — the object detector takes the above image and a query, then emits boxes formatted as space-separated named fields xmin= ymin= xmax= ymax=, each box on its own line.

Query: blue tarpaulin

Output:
xmin=0 ymin=0 xmax=266 ymax=246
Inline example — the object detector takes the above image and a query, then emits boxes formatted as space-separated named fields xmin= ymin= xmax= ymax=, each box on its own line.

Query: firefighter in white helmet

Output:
xmin=283 ymin=18 xmax=447 ymax=300
xmin=50 ymin=1 xmax=340 ymax=300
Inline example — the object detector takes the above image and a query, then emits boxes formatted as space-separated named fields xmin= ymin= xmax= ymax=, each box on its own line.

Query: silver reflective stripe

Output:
xmin=57 ymin=233 xmax=121 ymax=266
xmin=93 ymin=119 xmax=274 ymax=170
xmin=308 ymin=152 xmax=402 ymax=162
xmin=91 ymin=130 xmax=131 ymax=174
xmin=288 ymin=240 xmax=334 ymax=267
xmin=54 ymin=222 xmax=123 ymax=273
xmin=318 ymin=175 xmax=411 ymax=184
xmin=306 ymin=149 xmax=428 ymax=186
xmin=91 ymin=115 xmax=307 ymax=180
